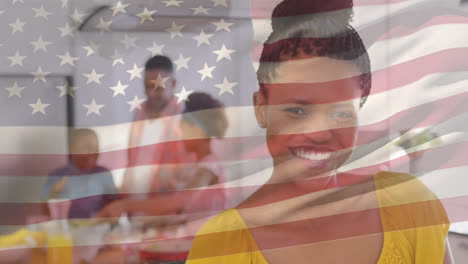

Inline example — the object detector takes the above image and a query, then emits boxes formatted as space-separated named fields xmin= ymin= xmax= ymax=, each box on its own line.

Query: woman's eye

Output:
xmin=331 ymin=111 xmax=355 ymax=122
xmin=284 ymin=107 xmax=306 ymax=115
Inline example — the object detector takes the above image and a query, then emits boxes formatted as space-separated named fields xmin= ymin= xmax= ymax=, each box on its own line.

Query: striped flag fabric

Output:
xmin=0 ymin=0 xmax=467 ymax=263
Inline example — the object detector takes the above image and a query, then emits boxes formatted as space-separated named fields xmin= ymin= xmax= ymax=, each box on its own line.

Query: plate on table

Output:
xmin=139 ymin=236 xmax=192 ymax=261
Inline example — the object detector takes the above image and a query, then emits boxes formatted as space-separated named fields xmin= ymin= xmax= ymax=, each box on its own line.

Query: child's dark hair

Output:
xmin=145 ymin=55 xmax=174 ymax=73
xmin=257 ymin=0 xmax=371 ymax=107
xmin=183 ymin=93 xmax=228 ymax=138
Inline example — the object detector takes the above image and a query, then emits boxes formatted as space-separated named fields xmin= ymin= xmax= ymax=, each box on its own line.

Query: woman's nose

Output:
xmin=300 ymin=116 xmax=333 ymax=143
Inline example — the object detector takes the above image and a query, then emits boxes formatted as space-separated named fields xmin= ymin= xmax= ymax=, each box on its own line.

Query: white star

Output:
xmin=175 ymin=87 xmax=193 ymax=104
xmin=191 ymin=6 xmax=211 ymax=15
xmin=121 ymin=34 xmax=136 ymax=49
xmin=137 ymin=8 xmax=157 ymax=24
xmin=213 ymin=44 xmax=236 ymax=61
xmin=150 ymin=73 xmax=170 ymax=89
xmin=146 ymin=41 xmax=164 ymax=56
xmin=61 ymin=0 xmax=68 ymax=8
xmin=111 ymin=50 xmax=125 ymax=66
xmin=8 ymin=51 xmax=26 ymax=67
xmin=30 ymin=36 xmax=52 ymax=53
xmin=83 ymin=99 xmax=104 ymax=116
xmin=197 ymin=63 xmax=216 ymax=81
xmin=212 ymin=18 xmax=233 ymax=32
xmin=31 ymin=67 xmax=50 ymax=83
xmin=5 ymin=82 xmax=25 ymax=98
xmin=162 ymin=0 xmax=184 ymax=7
xmin=211 ymin=0 xmax=228 ymax=7
xmin=96 ymin=17 xmax=112 ymax=31
xmin=127 ymin=64 xmax=144 ymax=80
xmin=109 ymin=81 xmax=128 ymax=97
xmin=29 ymin=98 xmax=50 ymax=115
xmin=192 ymin=29 xmax=214 ymax=47
xmin=83 ymin=42 xmax=100 ymax=56
xmin=32 ymin=5 xmax=52 ymax=20
xmin=58 ymin=22 xmax=74 ymax=37
xmin=215 ymin=77 xmax=238 ymax=95
xmin=57 ymin=52 xmax=79 ymax=66
xmin=173 ymin=53 xmax=191 ymax=71
xmin=12 ymin=0 xmax=24 ymax=4
xmin=0 ymin=10 xmax=4 ymax=16
xmin=111 ymin=1 xmax=129 ymax=16
xmin=9 ymin=19 xmax=26 ymax=34
xmin=165 ymin=21 xmax=185 ymax=39
xmin=70 ymin=9 xmax=85 ymax=23
xmin=56 ymin=82 xmax=79 ymax=97
xmin=127 ymin=96 xmax=145 ymax=112
xmin=83 ymin=68 xmax=104 ymax=84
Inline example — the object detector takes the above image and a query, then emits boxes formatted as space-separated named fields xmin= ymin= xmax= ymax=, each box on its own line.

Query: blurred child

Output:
xmin=41 ymin=128 xmax=117 ymax=218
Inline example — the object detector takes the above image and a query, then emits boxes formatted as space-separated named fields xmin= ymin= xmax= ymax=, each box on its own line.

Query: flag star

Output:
xmin=56 ymin=82 xmax=79 ymax=97
xmin=213 ymin=44 xmax=236 ymax=61
xmin=162 ymin=0 xmax=184 ymax=7
xmin=0 ymin=10 xmax=4 ymax=16
xmin=83 ymin=42 xmax=100 ymax=56
xmin=121 ymin=34 xmax=137 ymax=49
xmin=111 ymin=50 xmax=125 ymax=66
xmin=110 ymin=81 xmax=128 ymax=97
xmin=70 ymin=9 xmax=85 ymax=23
xmin=191 ymin=6 xmax=211 ymax=15
xmin=8 ymin=51 xmax=26 ymax=67
xmin=175 ymin=87 xmax=193 ymax=104
xmin=174 ymin=53 xmax=191 ymax=71
xmin=12 ymin=0 xmax=24 ymax=4
xmin=83 ymin=68 xmax=104 ymax=84
xmin=31 ymin=67 xmax=50 ymax=83
xmin=111 ymin=1 xmax=129 ymax=16
xmin=5 ymin=82 xmax=25 ymax=98
xmin=212 ymin=0 xmax=228 ymax=7
xmin=96 ymin=17 xmax=112 ymax=31
xmin=192 ymin=29 xmax=214 ymax=47
xmin=83 ymin=99 xmax=104 ymax=116
xmin=197 ymin=63 xmax=216 ymax=81
xmin=32 ymin=5 xmax=52 ymax=20
xmin=9 ymin=19 xmax=26 ymax=34
xmin=30 ymin=35 xmax=52 ymax=52
xmin=57 ymin=51 xmax=79 ymax=66
xmin=212 ymin=18 xmax=233 ymax=32
xmin=29 ymin=98 xmax=50 ymax=115
xmin=127 ymin=96 xmax=145 ymax=112
xmin=126 ymin=64 xmax=144 ymax=80
xmin=165 ymin=21 xmax=185 ymax=39
xmin=58 ymin=22 xmax=74 ymax=37
xmin=61 ymin=0 xmax=68 ymax=8
xmin=147 ymin=41 xmax=164 ymax=56
xmin=215 ymin=77 xmax=238 ymax=95
xmin=150 ymin=73 xmax=170 ymax=89
xmin=137 ymin=8 xmax=157 ymax=24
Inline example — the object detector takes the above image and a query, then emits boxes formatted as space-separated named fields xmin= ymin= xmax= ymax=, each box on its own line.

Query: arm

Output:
xmin=444 ymin=238 xmax=454 ymax=264
xmin=185 ymin=168 xmax=218 ymax=189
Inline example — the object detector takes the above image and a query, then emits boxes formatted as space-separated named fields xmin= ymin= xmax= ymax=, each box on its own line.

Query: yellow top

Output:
xmin=186 ymin=172 xmax=450 ymax=264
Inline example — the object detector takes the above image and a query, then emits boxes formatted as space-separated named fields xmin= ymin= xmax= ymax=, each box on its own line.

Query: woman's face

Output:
xmin=255 ymin=57 xmax=362 ymax=180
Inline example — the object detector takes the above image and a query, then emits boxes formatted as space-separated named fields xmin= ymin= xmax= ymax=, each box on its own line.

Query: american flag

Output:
xmin=0 ymin=0 xmax=467 ymax=262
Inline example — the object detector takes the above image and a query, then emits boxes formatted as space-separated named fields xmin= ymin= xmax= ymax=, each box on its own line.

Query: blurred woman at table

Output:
xmin=96 ymin=92 xmax=228 ymax=223
xmin=185 ymin=0 xmax=450 ymax=263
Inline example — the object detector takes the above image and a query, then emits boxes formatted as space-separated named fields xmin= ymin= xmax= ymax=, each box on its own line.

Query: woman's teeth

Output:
xmin=292 ymin=148 xmax=332 ymax=161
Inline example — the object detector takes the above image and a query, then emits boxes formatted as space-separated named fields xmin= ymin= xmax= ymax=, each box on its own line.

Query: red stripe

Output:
xmin=251 ymin=0 xmax=410 ymax=19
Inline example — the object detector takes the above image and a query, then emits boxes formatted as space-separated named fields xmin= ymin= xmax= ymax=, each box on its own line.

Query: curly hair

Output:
xmin=257 ymin=0 xmax=371 ymax=107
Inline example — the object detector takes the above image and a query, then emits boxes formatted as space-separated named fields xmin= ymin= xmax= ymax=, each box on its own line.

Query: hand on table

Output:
xmin=94 ymin=199 xmax=132 ymax=220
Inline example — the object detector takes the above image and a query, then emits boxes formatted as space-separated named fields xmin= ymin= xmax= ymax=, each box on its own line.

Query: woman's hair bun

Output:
xmin=269 ymin=0 xmax=354 ymax=41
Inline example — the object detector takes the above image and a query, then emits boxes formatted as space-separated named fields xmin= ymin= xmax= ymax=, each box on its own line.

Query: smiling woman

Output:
xmin=185 ymin=0 xmax=450 ymax=264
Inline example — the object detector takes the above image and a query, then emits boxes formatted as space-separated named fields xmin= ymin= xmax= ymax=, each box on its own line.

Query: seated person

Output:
xmin=41 ymin=128 xmax=117 ymax=218
xmin=96 ymin=92 xmax=228 ymax=221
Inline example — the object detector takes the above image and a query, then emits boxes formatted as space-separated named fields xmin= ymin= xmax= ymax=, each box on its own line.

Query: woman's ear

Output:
xmin=171 ymin=79 xmax=176 ymax=89
xmin=253 ymin=91 xmax=267 ymax=128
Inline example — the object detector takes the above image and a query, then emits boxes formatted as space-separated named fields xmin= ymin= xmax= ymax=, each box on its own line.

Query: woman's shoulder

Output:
xmin=187 ymin=209 xmax=261 ymax=263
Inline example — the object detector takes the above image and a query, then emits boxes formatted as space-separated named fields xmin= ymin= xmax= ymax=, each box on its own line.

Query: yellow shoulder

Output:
xmin=186 ymin=209 xmax=260 ymax=264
